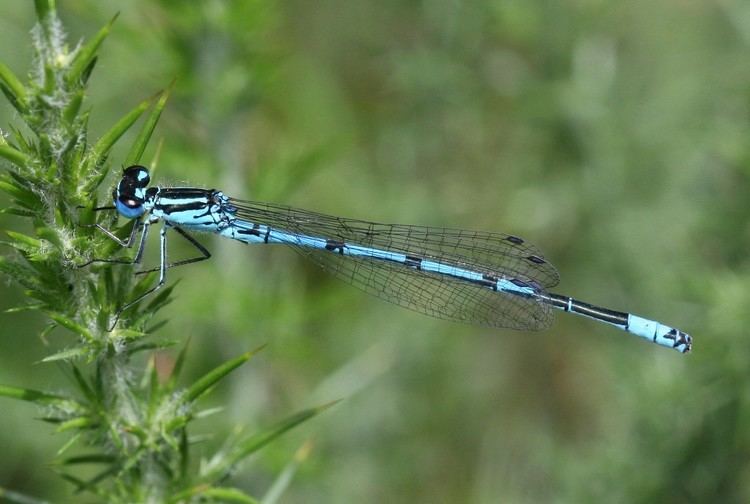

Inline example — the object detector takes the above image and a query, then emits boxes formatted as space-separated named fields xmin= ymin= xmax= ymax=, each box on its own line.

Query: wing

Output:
xmin=228 ymin=199 xmax=559 ymax=330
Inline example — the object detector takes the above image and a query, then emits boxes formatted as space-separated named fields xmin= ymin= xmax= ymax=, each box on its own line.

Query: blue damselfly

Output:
xmin=85 ymin=165 xmax=692 ymax=353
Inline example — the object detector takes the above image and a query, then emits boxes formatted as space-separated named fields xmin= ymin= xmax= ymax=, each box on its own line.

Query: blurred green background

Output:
xmin=1 ymin=0 xmax=749 ymax=502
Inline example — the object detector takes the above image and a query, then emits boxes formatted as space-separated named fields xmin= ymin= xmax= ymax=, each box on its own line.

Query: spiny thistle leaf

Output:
xmin=0 ymin=207 xmax=36 ymax=217
xmin=56 ymin=416 xmax=97 ymax=433
xmin=261 ymin=440 xmax=314 ymax=504
xmin=62 ymin=90 xmax=84 ymax=124
xmin=55 ymin=432 xmax=81 ymax=457
xmin=40 ymin=346 xmax=89 ymax=363
xmin=88 ymin=96 xmax=151 ymax=171
xmin=0 ymin=144 xmax=30 ymax=169
xmin=35 ymin=226 xmax=63 ymax=248
xmin=49 ymin=313 xmax=94 ymax=342
xmin=184 ymin=345 xmax=266 ymax=403
xmin=199 ymin=487 xmax=260 ymax=504
xmin=167 ymin=337 xmax=191 ymax=391
xmin=59 ymin=453 xmax=116 ymax=466
xmin=0 ymin=384 xmax=73 ymax=406
xmin=125 ymin=83 xmax=173 ymax=167
xmin=0 ymin=62 xmax=27 ymax=110
xmin=168 ymin=485 xmax=260 ymax=504
xmin=33 ymin=0 xmax=56 ymax=21
xmin=70 ymin=365 xmax=96 ymax=404
xmin=0 ymin=180 xmax=39 ymax=210
xmin=228 ymin=402 xmax=336 ymax=463
xmin=66 ymin=13 xmax=119 ymax=86
xmin=204 ymin=401 xmax=338 ymax=482
xmin=5 ymin=230 xmax=42 ymax=249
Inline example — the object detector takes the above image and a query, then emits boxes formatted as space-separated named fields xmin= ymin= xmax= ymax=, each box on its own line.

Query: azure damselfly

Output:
xmin=86 ymin=165 xmax=692 ymax=353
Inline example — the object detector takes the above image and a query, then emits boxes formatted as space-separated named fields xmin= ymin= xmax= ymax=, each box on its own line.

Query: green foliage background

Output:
xmin=0 ymin=0 xmax=748 ymax=502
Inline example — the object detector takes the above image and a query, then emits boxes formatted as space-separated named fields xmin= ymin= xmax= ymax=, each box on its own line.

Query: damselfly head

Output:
xmin=113 ymin=165 xmax=151 ymax=218
xmin=123 ymin=165 xmax=151 ymax=188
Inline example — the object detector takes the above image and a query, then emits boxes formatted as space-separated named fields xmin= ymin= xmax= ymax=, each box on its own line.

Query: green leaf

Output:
xmin=0 ymin=83 xmax=25 ymax=115
xmin=34 ymin=0 xmax=56 ymax=20
xmin=5 ymin=230 xmax=41 ymax=249
xmin=125 ymin=82 xmax=173 ymax=166
xmin=145 ymin=282 xmax=175 ymax=312
xmin=0 ymin=181 xmax=39 ymax=211
xmin=115 ymin=328 xmax=148 ymax=341
xmin=149 ymin=137 xmax=165 ymax=172
xmin=1 ymin=207 xmax=36 ymax=218
xmin=79 ymin=55 xmax=98 ymax=85
xmin=89 ymin=96 xmax=151 ymax=169
xmin=0 ymin=144 xmax=30 ymax=168
xmin=66 ymin=13 xmax=119 ymax=85
xmin=0 ymin=258 xmax=39 ymax=292
xmin=207 ymin=401 xmax=338 ymax=480
xmin=125 ymin=339 xmax=178 ymax=356
xmin=167 ymin=337 xmax=191 ymax=390
xmin=184 ymin=345 xmax=266 ymax=404
xmin=0 ymin=239 xmax=34 ymax=255
xmin=261 ymin=440 xmax=313 ymax=504
xmin=169 ymin=486 xmax=260 ymax=504
xmin=35 ymin=226 xmax=63 ymax=249
xmin=179 ymin=428 xmax=189 ymax=482
xmin=57 ymin=468 xmax=113 ymax=497
xmin=60 ymin=453 xmax=116 ymax=466
xmin=55 ymin=432 xmax=81 ymax=457
xmin=232 ymin=402 xmax=335 ymax=461
xmin=2 ymin=172 xmax=41 ymax=210
xmin=57 ymin=416 xmax=97 ymax=432
xmin=0 ymin=385 xmax=72 ymax=406
xmin=4 ymin=303 xmax=44 ymax=313
xmin=194 ymin=407 xmax=224 ymax=420
xmin=56 ymin=473 xmax=88 ymax=494
xmin=49 ymin=314 xmax=94 ymax=342
xmin=144 ymin=355 xmax=159 ymax=416
xmin=70 ymin=365 xmax=96 ymax=404
xmin=0 ymin=62 xmax=27 ymax=110
xmin=41 ymin=346 xmax=89 ymax=363
xmin=201 ymin=487 xmax=260 ymax=503
xmin=144 ymin=319 xmax=169 ymax=334
xmin=63 ymin=90 xmax=84 ymax=124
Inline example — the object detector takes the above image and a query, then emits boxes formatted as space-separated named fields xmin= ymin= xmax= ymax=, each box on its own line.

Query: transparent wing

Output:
xmin=229 ymin=199 xmax=559 ymax=330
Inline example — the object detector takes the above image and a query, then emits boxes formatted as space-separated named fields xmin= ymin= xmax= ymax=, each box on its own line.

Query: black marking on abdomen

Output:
xmin=571 ymin=300 xmax=628 ymax=325
xmin=480 ymin=274 xmax=499 ymax=290
xmin=235 ymin=224 xmax=271 ymax=243
xmin=405 ymin=255 xmax=423 ymax=269
xmin=542 ymin=293 xmax=628 ymax=325
xmin=325 ymin=240 xmax=346 ymax=254
xmin=542 ymin=293 xmax=571 ymax=310
xmin=506 ymin=235 xmax=524 ymax=245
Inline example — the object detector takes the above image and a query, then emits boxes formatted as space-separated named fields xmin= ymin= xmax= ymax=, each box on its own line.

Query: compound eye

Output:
xmin=118 ymin=195 xmax=143 ymax=209
xmin=124 ymin=165 xmax=150 ymax=188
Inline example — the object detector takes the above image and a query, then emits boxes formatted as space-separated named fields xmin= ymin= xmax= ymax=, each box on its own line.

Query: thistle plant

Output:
xmin=0 ymin=2 xmax=328 ymax=502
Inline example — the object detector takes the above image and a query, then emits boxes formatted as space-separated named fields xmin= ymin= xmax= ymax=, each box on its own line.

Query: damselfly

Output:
xmin=86 ymin=165 xmax=692 ymax=353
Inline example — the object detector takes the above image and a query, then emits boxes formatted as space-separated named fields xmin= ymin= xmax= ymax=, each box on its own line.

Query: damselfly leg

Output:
xmin=80 ymin=206 xmax=210 ymax=330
